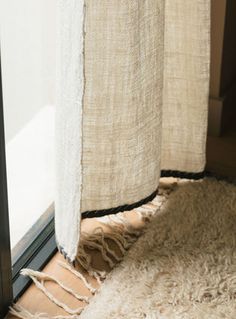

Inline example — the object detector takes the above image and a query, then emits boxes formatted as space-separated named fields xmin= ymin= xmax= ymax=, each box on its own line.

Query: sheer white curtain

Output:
xmin=56 ymin=0 xmax=210 ymax=262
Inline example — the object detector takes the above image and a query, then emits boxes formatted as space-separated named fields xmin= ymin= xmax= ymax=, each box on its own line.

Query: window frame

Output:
xmin=0 ymin=54 xmax=12 ymax=319
xmin=12 ymin=208 xmax=57 ymax=301
xmin=0 ymin=53 xmax=57 ymax=316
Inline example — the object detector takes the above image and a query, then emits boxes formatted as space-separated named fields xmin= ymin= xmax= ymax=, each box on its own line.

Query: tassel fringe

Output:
xmin=20 ymin=269 xmax=88 ymax=314
xmin=58 ymin=261 xmax=97 ymax=294
xmin=9 ymin=304 xmax=80 ymax=319
xmin=9 ymin=187 xmax=171 ymax=318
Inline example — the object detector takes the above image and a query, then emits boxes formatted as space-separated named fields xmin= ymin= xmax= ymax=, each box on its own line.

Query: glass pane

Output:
xmin=0 ymin=0 xmax=56 ymax=250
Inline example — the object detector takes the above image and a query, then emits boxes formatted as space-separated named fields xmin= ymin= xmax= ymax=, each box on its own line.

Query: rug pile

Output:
xmin=80 ymin=178 xmax=236 ymax=319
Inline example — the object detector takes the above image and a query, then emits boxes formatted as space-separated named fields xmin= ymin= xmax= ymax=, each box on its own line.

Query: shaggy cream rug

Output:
xmin=80 ymin=178 xmax=236 ymax=319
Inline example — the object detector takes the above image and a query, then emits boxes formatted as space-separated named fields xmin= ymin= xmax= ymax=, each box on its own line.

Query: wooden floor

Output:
xmin=7 ymin=209 xmax=148 ymax=318
xmin=7 ymin=131 xmax=236 ymax=318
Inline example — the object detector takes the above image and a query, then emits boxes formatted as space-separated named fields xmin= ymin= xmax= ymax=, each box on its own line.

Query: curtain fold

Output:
xmin=161 ymin=0 xmax=210 ymax=173
xmin=56 ymin=0 xmax=210 ymax=262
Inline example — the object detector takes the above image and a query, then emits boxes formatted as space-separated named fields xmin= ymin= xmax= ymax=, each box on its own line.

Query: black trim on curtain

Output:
xmin=81 ymin=170 xmax=206 ymax=220
xmin=59 ymin=169 xmax=206 ymax=263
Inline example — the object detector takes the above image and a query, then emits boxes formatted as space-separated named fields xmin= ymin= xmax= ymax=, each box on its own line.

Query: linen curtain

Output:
xmin=56 ymin=0 xmax=210 ymax=262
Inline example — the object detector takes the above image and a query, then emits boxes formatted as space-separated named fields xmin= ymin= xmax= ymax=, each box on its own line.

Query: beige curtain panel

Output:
xmin=56 ymin=0 xmax=210 ymax=262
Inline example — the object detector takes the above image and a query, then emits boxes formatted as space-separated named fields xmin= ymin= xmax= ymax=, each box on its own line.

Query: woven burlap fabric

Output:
xmin=56 ymin=0 xmax=210 ymax=261
xmin=55 ymin=0 xmax=85 ymax=259
xmin=81 ymin=0 xmax=164 ymax=212
xmin=161 ymin=0 xmax=210 ymax=173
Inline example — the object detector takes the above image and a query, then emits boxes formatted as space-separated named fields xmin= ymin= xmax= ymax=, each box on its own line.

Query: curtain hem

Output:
xmin=161 ymin=170 xmax=205 ymax=180
xmin=57 ymin=169 xmax=205 ymax=263
xmin=82 ymin=170 xmax=205 ymax=219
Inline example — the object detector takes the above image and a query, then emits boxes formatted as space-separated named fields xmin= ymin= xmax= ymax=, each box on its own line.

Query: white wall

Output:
xmin=0 ymin=0 xmax=56 ymax=142
xmin=0 ymin=1 xmax=56 ymax=248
